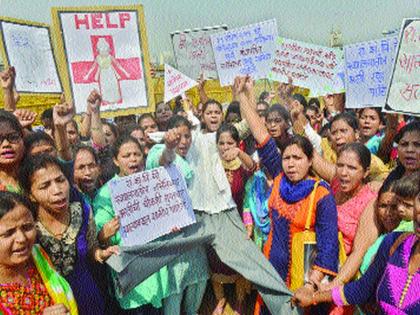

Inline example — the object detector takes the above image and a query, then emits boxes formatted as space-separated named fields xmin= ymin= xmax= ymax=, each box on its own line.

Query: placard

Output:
xmin=109 ymin=165 xmax=196 ymax=247
xmin=385 ymin=18 xmax=420 ymax=116
xmin=51 ymin=6 xmax=154 ymax=116
xmin=0 ymin=17 xmax=62 ymax=94
xmin=344 ymin=36 xmax=399 ymax=108
xmin=171 ymin=25 xmax=227 ymax=79
xmin=268 ymin=37 xmax=345 ymax=96
xmin=164 ymin=64 xmax=198 ymax=102
xmin=210 ymin=19 xmax=278 ymax=86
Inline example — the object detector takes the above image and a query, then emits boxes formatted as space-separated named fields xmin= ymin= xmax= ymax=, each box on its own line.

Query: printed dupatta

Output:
xmin=0 ymin=245 xmax=79 ymax=315
xmin=32 ymin=244 xmax=78 ymax=314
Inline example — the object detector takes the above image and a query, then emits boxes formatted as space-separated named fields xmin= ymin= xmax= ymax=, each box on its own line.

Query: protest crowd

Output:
xmin=0 ymin=6 xmax=419 ymax=315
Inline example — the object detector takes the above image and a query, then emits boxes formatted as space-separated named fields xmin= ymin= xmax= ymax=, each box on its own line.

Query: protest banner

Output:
xmin=385 ymin=18 xmax=420 ymax=116
xmin=0 ymin=17 xmax=62 ymax=94
xmin=344 ymin=36 xmax=399 ymax=109
xmin=171 ymin=25 xmax=227 ymax=80
xmin=164 ymin=64 xmax=198 ymax=103
xmin=210 ymin=19 xmax=278 ymax=86
xmin=268 ymin=37 xmax=345 ymax=96
xmin=109 ymin=165 xmax=196 ymax=247
xmin=51 ymin=5 xmax=154 ymax=116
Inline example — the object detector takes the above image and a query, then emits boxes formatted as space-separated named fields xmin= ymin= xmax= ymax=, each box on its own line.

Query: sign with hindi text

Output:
xmin=51 ymin=6 xmax=154 ymax=115
xmin=109 ymin=165 xmax=196 ymax=247
xmin=164 ymin=64 xmax=198 ymax=103
xmin=385 ymin=18 xmax=420 ymax=116
xmin=344 ymin=36 xmax=399 ymax=108
xmin=210 ymin=19 xmax=278 ymax=86
xmin=0 ymin=17 xmax=62 ymax=94
xmin=171 ymin=25 xmax=227 ymax=79
xmin=269 ymin=37 xmax=345 ymax=96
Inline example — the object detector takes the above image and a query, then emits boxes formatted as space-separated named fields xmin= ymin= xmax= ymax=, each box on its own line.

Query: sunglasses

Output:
xmin=0 ymin=132 xmax=22 ymax=144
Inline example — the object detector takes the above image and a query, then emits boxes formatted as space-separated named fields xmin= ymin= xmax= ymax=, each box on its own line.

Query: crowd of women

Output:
xmin=0 ymin=65 xmax=419 ymax=315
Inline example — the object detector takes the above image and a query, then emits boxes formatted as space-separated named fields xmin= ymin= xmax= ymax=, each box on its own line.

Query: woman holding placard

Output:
xmin=93 ymin=134 xmax=168 ymax=314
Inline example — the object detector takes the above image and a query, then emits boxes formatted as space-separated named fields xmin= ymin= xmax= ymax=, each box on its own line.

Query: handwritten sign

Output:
xmin=268 ymin=37 xmax=345 ymax=96
xmin=344 ymin=36 xmax=399 ymax=108
xmin=164 ymin=64 xmax=198 ymax=103
xmin=171 ymin=25 xmax=227 ymax=79
xmin=0 ymin=19 xmax=62 ymax=93
xmin=52 ymin=6 xmax=154 ymax=114
xmin=385 ymin=18 xmax=420 ymax=116
xmin=210 ymin=19 xmax=278 ymax=86
xmin=109 ymin=165 xmax=196 ymax=247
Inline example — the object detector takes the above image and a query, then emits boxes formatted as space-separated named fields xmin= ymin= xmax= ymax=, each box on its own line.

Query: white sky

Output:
xmin=0 ymin=0 xmax=418 ymax=61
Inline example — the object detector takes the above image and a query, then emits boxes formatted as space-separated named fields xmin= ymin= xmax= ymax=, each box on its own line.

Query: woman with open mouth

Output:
xmin=18 ymin=154 xmax=118 ymax=315
xmin=0 ymin=191 xmax=78 ymax=314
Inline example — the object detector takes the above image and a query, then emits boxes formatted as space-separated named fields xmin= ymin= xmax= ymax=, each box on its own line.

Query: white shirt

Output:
xmin=186 ymin=129 xmax=237 ymax=214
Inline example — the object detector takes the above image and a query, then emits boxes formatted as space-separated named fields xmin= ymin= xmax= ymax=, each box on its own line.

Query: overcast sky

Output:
xmin=0 ymin=0 xmax=418 ymax=61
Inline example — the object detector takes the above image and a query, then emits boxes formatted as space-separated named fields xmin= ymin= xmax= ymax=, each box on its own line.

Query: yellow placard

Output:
xmin=50 ymin=5 xmax=155 ymax=118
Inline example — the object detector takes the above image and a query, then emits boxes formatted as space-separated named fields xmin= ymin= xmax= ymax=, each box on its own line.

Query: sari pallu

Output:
xmin=0 ymin=244 xmax=78 ymax=315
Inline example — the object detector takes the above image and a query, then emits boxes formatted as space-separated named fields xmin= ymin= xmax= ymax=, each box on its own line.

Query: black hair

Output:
xmin=173 ymin=106 xmax=186 ymax=116
xmin=304 ymin=104 xmax=321 ymax=115
xmin=40 ymin=108 xmax=53 ymax=122
xmin=216 ymin=123 xmax=240 ymax=144
xmin=19 ymin=154 xmax=67 ymax=194
xmin=331 ymin=112 xmax=359 ymax=132
xmin=202 ymin=99 xmax=223 ymax=113
xmin=0 ymin=110 xmax=23 ymax=136
xmin=282 ymin=135 xmax=314 ymax=160
xmin=292 ymin=93 xmax=308 ymax=108
xmin=266 ymin=104 xmax=291 ymax=125
xmin=308 ymin=98 xmax=320 ymax=108
xmin=394 ymin=121 xmax=420 ymax=144
xmin=24 ymin=131 xmax=56 ymax=154
xmin=338 ymin=142 xmax=371 ymax=171
xmin=259 ymin=91 xmax=270 ymax=102
xmin=0 ymin=191 xmax=36 ymax=220
xmin=226 ymin=101 xmax=241 ymax=117
xmin=112 ymin=134 xmax=143 ymax=159
xmin=101 ymin=120 xmax=119 ymax=138
xmin=359 ymin=107 xmax=385 ymax=125
xmin=74 ymin=145 xmax=100 ymax=165
xmin=256 ymin=100 xmax=270 ymax=109
xmin=393 ymin=171 xmax=420 ymax=199
xmin=167 ymin=115 xmax=192 ymax=130
xmin=138 ymin=113 xmax=157 ymax=129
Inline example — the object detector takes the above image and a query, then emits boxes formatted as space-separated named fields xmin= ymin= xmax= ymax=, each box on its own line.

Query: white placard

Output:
xmin=109 ymin=165 xmax=196 ymax=247
xmin=171 ymin=25 xmax=227 ymax=79
xmin=164 ymin=64 xmax=198 ymax=103
xmin=344 ymin=36 xmax=399 ymax=108
xmin=268 ymin=37 xmax=345 ymax=96
xmin=385 ymin=18 xmax=420 ymax=116
xmin=0 ymin=20 xmax=62 ymax=93
xmin=211 ymin=19 xmax=278 ymax=86
xmin=57 ymin=11 xmax=148 ymax=113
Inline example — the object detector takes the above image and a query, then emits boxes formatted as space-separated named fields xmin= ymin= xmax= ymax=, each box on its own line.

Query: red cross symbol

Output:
xmin=71 ymin=35 xmax=142 ymax=105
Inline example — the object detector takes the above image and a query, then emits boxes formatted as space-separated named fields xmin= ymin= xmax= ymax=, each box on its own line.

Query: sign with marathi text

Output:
xmin=0 ymin=17 xmax=62 ymax=94
xmin=344 ymin=36 xmax=399 ymax=108
xmin=164 ymin=64 xmax=198 ymax=103
xmin=171 ymin=25 xmax=227 ymax=79
xmin=51 ymin=6 xmax=154 ymax=114
xmin=210 ymin=19 xmax=278 ymax=86
xmin=109 ymin=165 xmax=196 ymax=247
xmin=385 ymin=18 xmax=420 ymax=116
xmin=269 ymin=37 xmax=345 ymax=96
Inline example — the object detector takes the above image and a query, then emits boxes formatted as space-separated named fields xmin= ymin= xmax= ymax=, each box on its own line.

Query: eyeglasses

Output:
xmin=0 ymin=132 xmax=22 ymax=144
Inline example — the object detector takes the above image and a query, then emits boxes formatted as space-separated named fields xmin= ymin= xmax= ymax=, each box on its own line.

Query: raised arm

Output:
xmin=235 ymin=76 xmax=269 ymax=145
xmin=53 ymin=95 xmax=74 ymax=161
xmin=86 ymin=90 xmax=106 ymax=147
xmin=377 ymin=114 xmax=399 ymax=164
xmin=1 ymin=67 xmax=17 ymax=112
xmin=197 ymin=73 xmax=209 ymax=104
